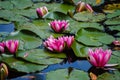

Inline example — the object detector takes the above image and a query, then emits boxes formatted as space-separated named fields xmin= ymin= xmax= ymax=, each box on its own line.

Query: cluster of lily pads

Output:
xmin=0 ymin=0 xmax=120 ymax=80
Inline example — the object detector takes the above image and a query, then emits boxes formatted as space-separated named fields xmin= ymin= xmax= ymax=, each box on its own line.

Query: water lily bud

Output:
xmin=85 ymin=4 xmax=94 ymax=13
xmin=0 ymin=63 xmax=8 ymax=80
xmin=36 ymin=6 xmax=48 ymax=18
xmin=88 ymin=48 xmax=112 ymax=68
xmin=49 ymin=20 xmax=69 ymax=33
xmin=5 ymin=40 xmax=19 ymax=54
xmin=0 ymin=42 xmax=5 ymax=54
xmin=112 ymin=40 xmax=120 ymax=46
xmin=75 ymin=1 xmax=86 ymax=12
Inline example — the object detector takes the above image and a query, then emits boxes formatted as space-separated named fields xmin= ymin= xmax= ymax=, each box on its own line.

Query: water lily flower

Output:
xmin=112 ymin=40 xmax=120 ymax=46
xmin=88 ymin=48 xmax=112 ymax=68
xmin=43 ymin=35 xmax=65 ymax=52
xmin=0 ymin=42 xmax=5 ymax=53
xmin=0 ymin=63 xmax=8 ymax=80
xmin=49 ymin=20 xmax=69 ymax=33
xmin=5 ymin=40 xmax=19 ymax=54
xmin=76 ymin=1 xmax=94 ymax=13
xmin=36 ymin=6 xmax=48 ymax=18
xmin=62 ymin=36 xmax=74 ymax=48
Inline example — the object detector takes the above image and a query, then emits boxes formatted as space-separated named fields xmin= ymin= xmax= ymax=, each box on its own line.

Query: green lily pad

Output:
xmin=0 ymin=1 xmax=13 ymax=9
xmin=108 ymin=25 xmax=120 ymax=31
xmin=17 ymin=49 xmax=66 ymax=65
xmin=46 ymin=68 xmax=89 ymax=80
xmin=73 ymin=12 xmax=106 ymax=22
xmin=104 ymin=17 xmax=120 ymax=25
xmin=17 ymin=22 xmax=64 ymax=39
xmin=11 ymin=0 xmax=33 ymax=9
xmin=44 ymin=11 xmax=71 ymax=20
xmin=69 ymin=20 xmax=104 ymax=34
xmin=5 ymin=31 xmax=42 ymax=50
xmin=71 ymin=41 xmax=89 ymax=57
xmin=106 ymin=10 xmax=120 ymax=19
xmin=108 ymin=51 xmax=120 ymax=67
xmin=98 ymin=71 xmax=120 ymax=80
xmin=76 ymin=29 xmax=115 ymax=46
xmin=0 ymin=10 xmax=29 ymax=22
xmin=2 ymin=56 xmax=47 ymax=73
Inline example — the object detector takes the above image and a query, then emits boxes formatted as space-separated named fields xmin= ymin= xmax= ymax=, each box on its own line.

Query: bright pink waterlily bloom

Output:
xmin=5 ymin=40 xmax=19 ymax=54
xmin=36 ymin=6 xmax=48 ymax=18
xmin=49 ymin=20 xmax=69 ymax=33
xmin=76 ymin=1 xmax=94 ymax=13
xmin=88 ymin=48 xmax=112 ymax=68
xmin=0 ymin=42 xmax=5 ymax=53
xmin=62 ymin=36 xmax=74 ymax=48
xmin=43 ymin=36 xmax=65 ymax=52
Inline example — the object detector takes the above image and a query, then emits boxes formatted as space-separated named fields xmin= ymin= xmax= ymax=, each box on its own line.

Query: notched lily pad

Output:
xmin=46 ymin=68 xmax=89 ymax=80
xmin=76 ymin=29 xmax=115 ymax=46
xmin=17 ymin=49 xmax=66 ymax=65
xmin=71 ymin=41 xmax=89 ymax=57
xmin=73 ymin=12 xmax=106 ymax=22
xmin=2 ymin=56 xmax=47 ymax=73
xmin=98 ymin=71 xmax=120 ymax=80
xmin=105 ymin=17 xmax=120 ymax=25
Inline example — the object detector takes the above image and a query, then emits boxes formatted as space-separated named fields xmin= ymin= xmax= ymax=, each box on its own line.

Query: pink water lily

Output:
xmin=112 ymin=40 xmax=120 ymax=46
xmin=49 ymin=20 xmax=69 ymax=33
xmin=0 ymin=42 xmax=5 ymax=53
xmin=88 ymin=48 xmax=112 ymax=68
xmin=36 ymin=6 xmax=48 ymax=18
xmin=43 ymin=35 xmax=65 ymax=52
xmin=5 ymin=40 xmax=19 ymax=54
xmin=62 ymin=36 xmax=74 ymax=48
xmin=76 ymin=1 xmax=93 ymax=13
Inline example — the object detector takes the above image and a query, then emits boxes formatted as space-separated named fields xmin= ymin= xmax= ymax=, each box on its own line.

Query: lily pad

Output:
xmin=69 ymin=20 xmax=104 ymax=34
xmin=73 ymin=12 xmax=106 ymax=22
xmin=17 ymin=22 xmax=64 ymax=39
xmin=71 ymin=41 xmax=89 ymax=57
xmin=44 ymin=11 xmax=71 ymax=20
xmin=0 ymin=10 xmax=29 ymax=22
xmin=76 ymin=29 xmax=115 ymax=46
xmin=98 ymin=71 xmax=120 ymax=80
xmin=17 ymin=49 xmax=66 ymax=65
xmin=106 ymin=10 xmax=120 ymax=19
xmin=2 ymin=56 xmax=47 ymax=73
xmin=108 ymin=25 xmax=120 ymax=31
xmin=5 ymin=31 xmax=42 ymax=50
xmin=104 ymin=17 xmax=120 ymax=25
xmin=11 ymin=0 xmax=33 ymax=9
xmin=0 ymin=1 xmax=13 ymax=9
xmin=46 ymin=68 xmax=89 ymax=80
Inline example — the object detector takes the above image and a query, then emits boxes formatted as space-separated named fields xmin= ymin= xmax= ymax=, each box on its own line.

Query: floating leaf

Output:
xmin=46 ymin=69 xmax=89 ymax=80
xmin=2 ymin=56 xmax=47 ymax=73
xmin=98 ymin=71 xmax=120 ymax=80
xmin=44 ymin=11 xmax=71 ymax=20
xmin=69 ymin=20 xmax=104 ymax=34
xmin=108 ymin=25 xmax=120 ymax=31
xmin=5 ymin=31 xmax=42 ymax=49
xmin=0 ymin=1 xmax=13 ymax=9
xmin=73 ymin=12 xmax=105 ymax=22
xmin=105 ymin=17 xmax=120 ymax=25
xmin=71 ymin=41 xmax=89 ymax=57
xmin=11 ymin=0 xmax=33 ymax=9
xmin=17 ymin=49 xmax=66 ymax=65
xmin=76 ymin=29 xmax=115 ymax=46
